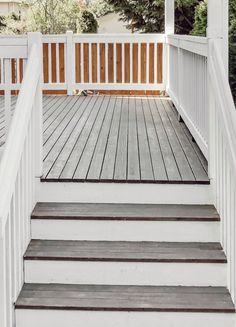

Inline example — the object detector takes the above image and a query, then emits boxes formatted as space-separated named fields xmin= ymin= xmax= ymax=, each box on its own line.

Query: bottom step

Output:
xmin=16 ymin=284 xmax=235 ymax=327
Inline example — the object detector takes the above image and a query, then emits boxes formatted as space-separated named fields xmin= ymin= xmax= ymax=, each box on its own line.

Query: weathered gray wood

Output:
xmin=127 ymin=97 xmax=140 ymax=180
xmin=100 ymin=97 xmax=122 ymax=180
xmin=143 ymin=98 xmax=167 ymax=181
xmin=148 ymin=98 xmax=181 ymax=181
xmin=73 ymin=96 xmax=111 ymax=179
xmin=44 ymin=96 xmax=90 ymax=178
xmin=136 ymin=98 xmax=154 ymax=181
xmin=16 ymin=284 xmax=234 ymax=313
xmin=25 ymin=240 xmax=226 ymax=263
xmin=87 ymin=97 xmax=116 ymax=180
xmin=60 ymin=96 xmax=104 ymax=179
xmin=162 ymin=99 xmax=208 ymax=181
xmin=156 ymin=99 xmax=195 ymax=181
xmin=32 ymin=203 xmax=220 ymax=221
xmin=46 ymin=96 xmax=97 ymax=179
xmin=114 ymin=97 xmax=129 ymax=180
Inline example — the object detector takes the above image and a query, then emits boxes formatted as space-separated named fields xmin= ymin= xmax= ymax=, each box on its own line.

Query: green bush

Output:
xmin=78 ymin=10 xmax=98 ymax=33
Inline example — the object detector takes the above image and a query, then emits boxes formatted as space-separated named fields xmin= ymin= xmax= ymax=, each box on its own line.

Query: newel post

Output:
xmin=164 ymin=0 xmax=175 ymax=92
xmin=207 ymin=0 xmax=229 ymax=184
xmin=28 ymin=32 xmax=43 ymax=178
xmin=66 ymin=31 xmax=74 ymax=95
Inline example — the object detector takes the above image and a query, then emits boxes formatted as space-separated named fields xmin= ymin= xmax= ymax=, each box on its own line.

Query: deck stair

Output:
xmin=15 ymin=203 xmax=235 ymax=327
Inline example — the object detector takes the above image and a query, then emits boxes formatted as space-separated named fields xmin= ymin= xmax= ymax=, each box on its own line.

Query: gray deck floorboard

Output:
xmin=0 ymin=95 xmax=208 ymax=183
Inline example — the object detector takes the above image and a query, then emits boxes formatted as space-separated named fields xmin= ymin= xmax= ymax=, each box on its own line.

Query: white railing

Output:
xmin=0 ymin=33 xmax=42 ymax=327
xmin=208 ymin=39 xmax=236 ymax=304
xmin=0 ymin=36 xmax=28 ymax=137
xmin=167 ymin=35 xmax=208 ymax=158
xmin=43 ymin=32 xmax=166 ymax=93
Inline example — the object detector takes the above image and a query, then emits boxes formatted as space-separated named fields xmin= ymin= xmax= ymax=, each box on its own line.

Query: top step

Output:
xmin=32 ymin=203 xmax=220 ymax=221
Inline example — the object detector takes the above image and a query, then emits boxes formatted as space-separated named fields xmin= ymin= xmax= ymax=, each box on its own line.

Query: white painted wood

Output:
xmin=66 ymin=31 xmax=74 ymax=95
xmin=0 ymin=33 xmax=42 ymax=327
xmin=36 ymin=182 xmax=212 ymax=205
xmin=24 ymin=260 xmax=226 ymax=287
xmin=208 ymin=39 xmax=236 ymax=304
xmin=15 ymin=310 xmax=236 ymax=327
xmin=31 ymin=219 xmax=219 ymax=243
xmin=207 ymin=0 xmax=228 ymax=76
xmin=165 ymin=0 xmax=175 ymax=34
xmin=167 ymin=35 xmax=208 ymax=158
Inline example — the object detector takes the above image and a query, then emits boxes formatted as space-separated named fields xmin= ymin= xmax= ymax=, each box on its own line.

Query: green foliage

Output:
xmin=29 ymin=0 xmax=81 ymax=34
xmin=88 ymin=0 xmax=112 ymax=18
xmin=78 ymin=10 xmax=98 ymax=33
xmin=0 ymin=13 xmax=28 ymax=34
xmin=229 ymin=18 xmax=236 ymax=103
xmin=191 ymin=0 xmax=207 ymax=36
xmin=105 ymin=0 xmax=202 ymax=34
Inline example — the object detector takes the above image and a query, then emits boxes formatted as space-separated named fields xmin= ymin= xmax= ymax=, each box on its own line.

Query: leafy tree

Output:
xmin=105 ymin=0 xmax=202 ymax=34
xmin=191 ymin=0 xmax=207 ymax=36
xmin=78 ymin=10 xmax=98 ymax=33
xmin=29 ymin=0 xmax=81 ymax=34
xmin=88 ymin=0 xmax=112 ymax=18
xmin=0 ymin=13 xmax=28 ymax=34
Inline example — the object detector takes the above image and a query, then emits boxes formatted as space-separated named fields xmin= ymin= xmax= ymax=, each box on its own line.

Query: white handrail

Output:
xmin=208 ymin=39 xmax=236 ymax=303
xmin=0 ymin=44 xmax=40 ymax=228
xmin=0 ymin=36 xmax=42 ymax=327
xmin=209 ymin=40 xmax=236 ymax=166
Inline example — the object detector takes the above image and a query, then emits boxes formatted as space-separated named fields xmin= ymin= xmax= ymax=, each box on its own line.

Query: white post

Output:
xmin=27 ymin=32 xmax=43 ymax=178
xmin=207 ymin=0 xmax=229 ymax=183
xmin=207 ymin=0 xmax=228 ymax=76
xmin=165 ymin=0 xmax=175 ymax=35
xmin=164 ymin=0 xmax=175 ymax=92
xmin=66 ymin=31 xmax=74 ymax=95
xmin=4 ymin=59 xmax=11 ymax=138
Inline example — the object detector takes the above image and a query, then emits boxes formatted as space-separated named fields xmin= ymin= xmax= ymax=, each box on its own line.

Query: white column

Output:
xmin=165 ymin=0 xmax=175 ymax=35
xmin=66 ymin=31 xmax=74 ymax=95
xmin=28 ymin=32 xmax=43 ymax=178
xmin=207 ymin=0 xmax=228 ymax=76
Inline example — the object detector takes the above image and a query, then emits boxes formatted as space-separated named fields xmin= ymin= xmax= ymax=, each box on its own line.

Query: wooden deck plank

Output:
xmin=16 ymin=284 xmax=234 ymax=313
xmin=136 ymin=98 xmax=154 ymax=181
xmin=114 ymin=97 xmax=128 ymax=180
xmin=162 ymin=99 xmax=208 ymax=181
xmin=46 ymin=96 xmax=97 ymax=179
xmin=32 ymin=203 xmax=219 ymax=221
xmin=100 ymin=97 xmax=122 ymax=180
xmin=0 ymin=95 xmax=208 ymax=184
xmin=43 ymin=97 xmax=80 ymax=159
xmin=60 ymin=96 xmax=105 ymax=179
xmin=143 ymin=98 xmax=167 ymax=181
xmin=73 ymin=96 xmax=111 ymax=179
xmin=148 ymin=98 xmax=181 ymax=181
xmin=25 ymin=240 xmax=226 ymax=263
xmin=155 ymin=99 xmax=195 ymax=182
xmin=45 ymin=96 xmax=92 ymax=179
xmin=87 ymin=97 xmax=116 ymax=180
xmin=127 ymin=97 xmax=140 ymax=180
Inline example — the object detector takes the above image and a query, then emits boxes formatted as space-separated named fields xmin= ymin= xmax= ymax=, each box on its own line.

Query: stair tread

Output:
xmin=24 ymin=240 xmax=226 ymax=263
xmin=32 ymin=203 xmax=220 ymax=221
xmin=15 ymin=284 xmax=234 ymax=313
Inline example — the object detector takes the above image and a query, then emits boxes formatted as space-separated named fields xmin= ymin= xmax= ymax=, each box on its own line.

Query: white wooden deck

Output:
xmin=0 ymin=95 xmax=208 ymax=183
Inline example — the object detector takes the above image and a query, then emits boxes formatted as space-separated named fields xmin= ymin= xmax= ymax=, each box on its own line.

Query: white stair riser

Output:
xmin=16 ymin=310 xmax=236 ymax=327
xmin=31 ymin=220 xmax=220 ymax=242
xmin=24 ymin=261 xmax=226 ymax=287
xmin=36 ymin=182 xmax=212 ymax=204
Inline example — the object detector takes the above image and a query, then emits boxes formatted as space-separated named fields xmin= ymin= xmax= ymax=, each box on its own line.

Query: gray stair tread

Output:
xmin=32 ymin=203 xmax=220 ymax=221
xmin=15 ymin=284 xmax=235 ymax=313
xmin=25 ymin=240 xmax=226 ymax=263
